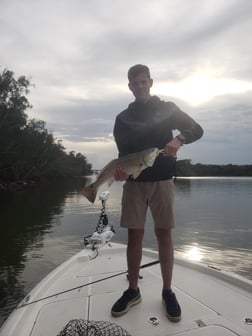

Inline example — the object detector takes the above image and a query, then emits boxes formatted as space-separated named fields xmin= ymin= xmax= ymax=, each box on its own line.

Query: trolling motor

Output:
xmin=84 ymin=191 xmax=115 ymax=250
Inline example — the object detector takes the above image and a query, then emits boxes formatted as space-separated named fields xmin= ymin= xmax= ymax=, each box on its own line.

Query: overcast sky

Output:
xmin=1 ymin=0 xmax=252 ymax=168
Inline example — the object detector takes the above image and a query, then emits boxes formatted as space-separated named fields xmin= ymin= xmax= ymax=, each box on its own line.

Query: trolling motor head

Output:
xmin=84 ymin=190 xmax=115 ymax=249
xmin=99 ymin=190 xmax=110 ymax=201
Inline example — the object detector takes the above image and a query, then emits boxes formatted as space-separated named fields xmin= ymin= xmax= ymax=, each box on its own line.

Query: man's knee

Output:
xmin=128 ymin=228 xmax=144 ymax=245
xmin=155 ymin=228 xmax=172 ymax=243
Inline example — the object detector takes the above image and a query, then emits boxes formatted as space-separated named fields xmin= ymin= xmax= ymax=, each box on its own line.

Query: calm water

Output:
xmin=0 ymin=177 xmax=252 ymax=326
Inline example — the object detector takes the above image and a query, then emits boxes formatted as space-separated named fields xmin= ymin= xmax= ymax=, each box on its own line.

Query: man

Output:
xmin=111 ymin=64 xmax=203 ymax=322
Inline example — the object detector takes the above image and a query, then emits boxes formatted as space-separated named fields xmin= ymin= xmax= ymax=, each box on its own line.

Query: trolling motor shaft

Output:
xmin=84 ymin=191 xmax=115 ymax=249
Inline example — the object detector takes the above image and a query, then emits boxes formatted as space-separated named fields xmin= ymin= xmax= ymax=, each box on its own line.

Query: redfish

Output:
xmin=80 ymin=147 xmax=160 ymax=203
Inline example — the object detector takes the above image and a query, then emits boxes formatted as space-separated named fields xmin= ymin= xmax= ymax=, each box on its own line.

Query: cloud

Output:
xmin=1 ymin=0 xmax=252 ymax=167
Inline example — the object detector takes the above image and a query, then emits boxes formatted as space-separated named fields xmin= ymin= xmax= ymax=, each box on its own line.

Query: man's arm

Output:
xmin=164 ymin=137 xmax=183 ymax=157
xmin=164 ymin=103 xmax=203 ymax=157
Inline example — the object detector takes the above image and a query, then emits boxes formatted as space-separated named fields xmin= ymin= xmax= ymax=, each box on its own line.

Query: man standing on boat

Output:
xmin=111 ymin=64 xmax=203 ymax=322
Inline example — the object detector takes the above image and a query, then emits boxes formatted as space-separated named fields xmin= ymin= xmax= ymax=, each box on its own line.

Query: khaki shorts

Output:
xmin=120 ymin=180 xmax=175 ymax=229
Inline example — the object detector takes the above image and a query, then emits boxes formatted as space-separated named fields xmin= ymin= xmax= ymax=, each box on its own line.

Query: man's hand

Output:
xmin=114 ymin=167 xmax=129 ymax=181
xmin=164 ymin=138 xmax=183 ymax=157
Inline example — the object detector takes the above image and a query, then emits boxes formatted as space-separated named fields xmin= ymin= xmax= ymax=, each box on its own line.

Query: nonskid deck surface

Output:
xmin=1 ymin=243 xmax=251 ymax=336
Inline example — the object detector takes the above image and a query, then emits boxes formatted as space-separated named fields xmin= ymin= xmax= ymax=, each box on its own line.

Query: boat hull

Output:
xmin=0 ymin=243 xmax=251 ymax=336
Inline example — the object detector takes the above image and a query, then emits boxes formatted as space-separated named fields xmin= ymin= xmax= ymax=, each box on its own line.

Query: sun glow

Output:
xmin=185 ymin=245 xmax=203 ymax=261
xmin=154 ymin=71 xmax=252 ymax=105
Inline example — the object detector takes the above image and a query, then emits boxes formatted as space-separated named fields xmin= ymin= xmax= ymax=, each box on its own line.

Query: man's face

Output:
xmin=128 ymin=72 xmax=153 ymax=103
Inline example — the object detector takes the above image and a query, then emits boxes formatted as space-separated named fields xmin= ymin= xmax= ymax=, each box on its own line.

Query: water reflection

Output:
xmin=174 ymin=177 xmax=192 ymax=193
xmin=0 ymin=177 xmax=252 ymax=327
xmin=175 ymin=243 xmax=252 ymax=278
xmin=0 ymin=178 xmax=85 ymax=325
xmin=184 ymin=244 xmax=203 ymax=261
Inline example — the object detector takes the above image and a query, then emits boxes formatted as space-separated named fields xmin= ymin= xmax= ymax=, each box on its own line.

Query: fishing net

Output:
xmin=57 ymin=319 xmax=131 ymax=336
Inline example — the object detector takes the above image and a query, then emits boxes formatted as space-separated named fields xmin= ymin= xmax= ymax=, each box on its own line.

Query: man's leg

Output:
xmin=111 ymin=228 xmax=144 ymax=317
xmin=155 ymin=228 xmax=173 ymax=289
xmin=127 ymin=228 xmax=145 ymax=289
xmin=155 ymin=228 xmax=181 ymax=322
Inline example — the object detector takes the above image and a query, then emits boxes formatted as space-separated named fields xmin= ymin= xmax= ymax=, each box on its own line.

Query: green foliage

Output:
xmin=176 ymin=160 xmax=252 ymax=177
xmin=0 ymin=68 xmax=92 ymax=182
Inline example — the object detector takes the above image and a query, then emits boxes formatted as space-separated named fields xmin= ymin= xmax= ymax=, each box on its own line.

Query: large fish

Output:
xmin=80 ymin=147 xmax=160 ymax=203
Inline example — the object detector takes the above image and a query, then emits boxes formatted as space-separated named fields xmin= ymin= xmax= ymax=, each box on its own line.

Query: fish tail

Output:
xmin=80 ymin=184 xmax=97 ymax=203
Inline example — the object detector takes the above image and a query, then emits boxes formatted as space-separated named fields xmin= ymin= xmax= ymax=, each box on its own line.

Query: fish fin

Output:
xmin=79 ymin=183 xmax=98 ymax=203
xmin=97 ymin=159 xmax=117 ymax=178
xmin=107 ymin=177 xmax=115 ymax=187
xmin=131 ymin=163 xmax=145 ymax=179
xmin=131 ymin=172 xmax=141 ymax=179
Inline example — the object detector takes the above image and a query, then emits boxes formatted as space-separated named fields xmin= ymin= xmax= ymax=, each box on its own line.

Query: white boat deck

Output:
xmin=1 ymin=243 xmax=251 ymax=336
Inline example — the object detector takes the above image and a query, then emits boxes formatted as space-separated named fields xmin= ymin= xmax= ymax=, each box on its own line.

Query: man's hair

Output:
xmin=127 ymin=64 xmax=151 ymax=82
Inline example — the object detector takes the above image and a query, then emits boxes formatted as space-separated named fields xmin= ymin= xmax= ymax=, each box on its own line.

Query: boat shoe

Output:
xmin=111 ymin=288 xmax=141 ymax=317
xmin=162 ymin=289 xmax=181 ymax=322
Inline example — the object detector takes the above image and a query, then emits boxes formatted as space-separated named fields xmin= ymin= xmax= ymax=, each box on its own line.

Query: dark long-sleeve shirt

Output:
xmin=113 ymin=95 xmax=203 ymax=181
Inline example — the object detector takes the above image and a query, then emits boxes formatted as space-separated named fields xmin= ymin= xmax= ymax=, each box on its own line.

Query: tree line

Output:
xmin=0 ymin=68 xmax=92 ymax=185
xmin=176 ymin=159 xmax=252 ymax=177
